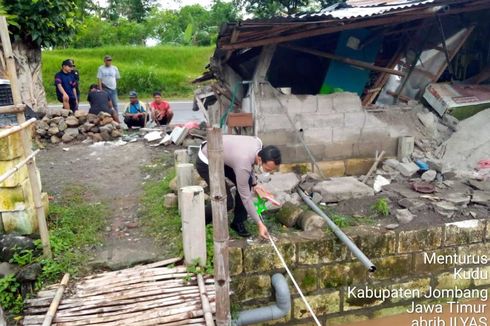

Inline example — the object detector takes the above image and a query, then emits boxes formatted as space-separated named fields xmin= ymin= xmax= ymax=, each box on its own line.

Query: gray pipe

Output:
xmin=298 ymin=188 xmax=377 ymax=272
xmin=235 ymin=274 xmax=291 ymax=326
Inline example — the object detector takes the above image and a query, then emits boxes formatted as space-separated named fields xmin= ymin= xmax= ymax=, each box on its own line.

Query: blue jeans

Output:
xmin=104 ymin=87 xmax=119 ymax=112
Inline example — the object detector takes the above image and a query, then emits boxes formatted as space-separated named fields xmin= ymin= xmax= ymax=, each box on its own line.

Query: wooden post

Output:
xmin=207 ymin=127 xmax=230 ymax=326
xmin=0 ymin=16 xmax=51 ymax=258
xmin=176 ymin=163 xmax=194 ymax=214
xmin=181 ymin=186 xmax=206 ymax=266
xmin=174 ymin=149 xmax=189 ymax=165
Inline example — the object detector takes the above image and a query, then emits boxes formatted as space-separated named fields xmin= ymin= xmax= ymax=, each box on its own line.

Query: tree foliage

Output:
xmin=103 ymin=0 xmax=156 ymax=22
xmin=2 ymin=0 xmax=78 ymax=48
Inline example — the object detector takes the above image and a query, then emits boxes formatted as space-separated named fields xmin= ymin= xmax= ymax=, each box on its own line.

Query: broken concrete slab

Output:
xmin=385 ymin=223 xmax=399 ymax=230
xmin=312 ymin=177 xmax=374 ymax=203
xmin=434 ymin=201 xmax=459 ymax=218
xmin=471 ymin=191 xmax=490 ymax=206
xmin=382 ymin=183 xmax=420 ymax=199
xmin=442 ymin=192 xmax=471 ymax=206
xmin=421 ymin=170 xmax=437 ymax=182
xmin=383 ymin=159 xmax=400 ymax=170
xmin=164 ymin=193 xmax=178 ymax=208
xmin=262 ymin=172 xmax=300 ymax=194
xmin=311 ymin=192 xmax=323 ymax=204
xmin=398 ymin=198 xmax=425 ymax=212
xmin=373 ymin=175 xmax=390 ymax=193
xmin=468 ymin=179 xmax=490 ymax=192
xmin=396 ymin=162 xmax=420 ymax=177
xmin=396 ymin=209 xmax=414 ymax=224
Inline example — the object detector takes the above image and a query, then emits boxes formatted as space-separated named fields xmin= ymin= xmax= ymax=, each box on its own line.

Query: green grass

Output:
xmin=1 ymin=185 xmax=107 ymax=317
xmin=139 ymin=154 xmax=183 ymax=257
xmin=42 ymin=45 xmax=214 ymax=103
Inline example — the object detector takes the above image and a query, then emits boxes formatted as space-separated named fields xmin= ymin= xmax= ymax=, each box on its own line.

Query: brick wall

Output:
xmin=254 ymin=85 xmax=402 ymax=163
xmin=229 ymin=219 xmax=490 ymax=325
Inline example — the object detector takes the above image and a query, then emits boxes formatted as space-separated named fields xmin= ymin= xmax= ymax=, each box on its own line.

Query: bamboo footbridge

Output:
xmin=22 ymin=258 xmax=216 ymax=326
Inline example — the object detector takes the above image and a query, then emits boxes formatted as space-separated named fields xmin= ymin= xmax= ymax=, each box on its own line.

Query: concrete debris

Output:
xmin=373 ymin=175 xmax=390 ymax=193
xmin=144 ymin=131 xmax=163 ymax=142
xmin=417 ymin=111 xmax=437 ymax=136
xmin=36 ymin=111 xmax=122 ymax=144
xmin=297 ymin=211 xmax=325 ymax=232
xmin=164 ymin=193 xmax=178 ymax=208
xmin=439 ymin=109 xmax=490 ymax=172
xmin=383 ymin=159 xmax=400 ymax=169
xmin=443 ymin=192 xmax=471 ymax=206
xmin=398 ymin=198 xmax=425 ymax=212
xmin=396 ymin=209 xmax=414 ymax=224
xmin=385 ymin=223 xmax=399 ymax=230
xmin=275 ymin=202 xmax=303 ymax=227
xmin=421 ymin=170 xmax=437 ymax=182
xmin=312 ymin=177 xmax=374 ymax=203
xmin=442 ymin=114 xmax=459 ymax=132
xmin=170 ymin=127 xmax=189 ymax=145
xmin=262 ymin=172 xmax=300 ymax=194
xmin=468 ymin=179 xmax=490 ymax=191
xmin=434 ymin=201 xmax=458 ymax=217
xmin=471 ymin=191 xmax=489 ymax=206
xmin=396 ymin=162 xmax=420 ymax=177
xmin=311 ymin=192 xmax=323 ymax=204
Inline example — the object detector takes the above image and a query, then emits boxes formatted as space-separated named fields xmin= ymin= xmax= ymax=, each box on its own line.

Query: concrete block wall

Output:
xmin=255 ymin=85 xmax=401 ymax=163
xmin=0 ymin=131 xmax=43 ymax=234
xmin=229 ymin=219 xmax=490 ymax=325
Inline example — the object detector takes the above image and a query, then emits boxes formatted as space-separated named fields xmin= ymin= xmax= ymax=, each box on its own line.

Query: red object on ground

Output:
xmin=412 ymin=181 xmax=435 ymax=194
xmin=183 ymin=121 xmax=200 ymax=129
xmin=478 ymin=159 xmax=490 ymax=169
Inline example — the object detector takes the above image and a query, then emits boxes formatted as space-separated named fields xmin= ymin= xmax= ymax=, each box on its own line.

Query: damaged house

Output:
xmin=195 ymin=0 xmax=490 ymax=172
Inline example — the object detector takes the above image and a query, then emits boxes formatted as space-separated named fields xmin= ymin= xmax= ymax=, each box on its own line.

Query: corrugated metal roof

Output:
xmin=296 ymin=0 xmax=436 ymax=19
xmin=346 ymin=0 xmax=431 ymax=7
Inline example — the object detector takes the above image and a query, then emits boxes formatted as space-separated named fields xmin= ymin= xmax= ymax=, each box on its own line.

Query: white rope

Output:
xmin=267 ymin=234 xmax=322 ymax=325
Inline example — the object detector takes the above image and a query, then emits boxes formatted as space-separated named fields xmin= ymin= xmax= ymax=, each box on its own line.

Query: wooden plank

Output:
xmin=194 ymin=96 xmax=210 ymax=123
xmin=197 ymin=274 xmax=214 ymax=326
xmin=283 ymin=44 xmax=405 ymax=77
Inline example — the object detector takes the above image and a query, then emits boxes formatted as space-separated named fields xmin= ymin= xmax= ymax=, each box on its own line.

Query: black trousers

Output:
xmin=195 ymin=156 xmax=252 ymax=225
xmin=124 ymin=115 xmax=146 ymax=128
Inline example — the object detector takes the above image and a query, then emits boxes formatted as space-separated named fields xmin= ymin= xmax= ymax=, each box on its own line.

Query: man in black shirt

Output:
xmin=69 ymin=59 xmax=80 ymax=103
xmin=87 ymin=84 xmax=119 ymax=122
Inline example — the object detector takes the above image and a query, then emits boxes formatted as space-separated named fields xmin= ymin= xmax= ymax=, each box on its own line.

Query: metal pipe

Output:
xmin=298 ymin=188 xmax=376 ymax=272
xmin=235 ymin=274 xmax=291 ymax=326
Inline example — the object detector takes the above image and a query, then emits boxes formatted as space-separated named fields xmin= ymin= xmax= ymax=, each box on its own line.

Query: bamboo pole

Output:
xmin=0 ymin=117 xmax=35 ymax=139
xmin=197 ymin=274 xmax=215 ymax=326
xmin=0 ymin=149 xmax=39 ymax=184
xmin=207 ymin=126 xmax=230 ymax=325
xmin=361 ymin=150 xmax=385 ymax=184
xmin=0 ymin=103 xmax=25 ymax=114
xmin=42 ymin=273 xmax=70 ymax=326
xmin=0 ymin=16 xmax=52 ymax=258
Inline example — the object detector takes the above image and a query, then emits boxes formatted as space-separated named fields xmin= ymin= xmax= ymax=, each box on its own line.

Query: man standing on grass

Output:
xmin=149 ymin=91 xmax=173 ymax=125
xmin=97 ymin=55 xmax=120 ymax=112
xmin=54 ymin=59 xmax=78 ymax=112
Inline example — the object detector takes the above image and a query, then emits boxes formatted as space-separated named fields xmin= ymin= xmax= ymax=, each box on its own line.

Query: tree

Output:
xmin=2 ymin=0 xmax=79 ymax=111
xmin=104 ymin=0 xmax=156 ymax=22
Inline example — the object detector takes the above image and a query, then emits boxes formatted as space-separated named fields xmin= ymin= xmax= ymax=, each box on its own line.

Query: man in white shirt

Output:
xmin=97 ymin=55 xmax=121 ymax=112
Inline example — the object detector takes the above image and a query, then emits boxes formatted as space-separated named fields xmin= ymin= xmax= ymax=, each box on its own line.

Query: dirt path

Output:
xmin=36 ymin=141 xmax=167 ymax=270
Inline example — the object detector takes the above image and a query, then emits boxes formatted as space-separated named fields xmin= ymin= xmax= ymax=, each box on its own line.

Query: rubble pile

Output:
xmin=34 ymin=109 xmax=123 ymax=144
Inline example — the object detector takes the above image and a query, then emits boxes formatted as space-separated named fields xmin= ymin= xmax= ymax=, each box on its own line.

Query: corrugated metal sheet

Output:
xmin=346 ymin=0 xmax=431 ymax=8
xmin=296 ymin=0 xmax=436 ymax=19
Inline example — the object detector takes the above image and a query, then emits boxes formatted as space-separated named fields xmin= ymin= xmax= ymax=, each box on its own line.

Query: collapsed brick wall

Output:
xmin=255 ymin=85 xmax=403 ymax=163
xmin=229 ymin=219 xmax=490 ymax=325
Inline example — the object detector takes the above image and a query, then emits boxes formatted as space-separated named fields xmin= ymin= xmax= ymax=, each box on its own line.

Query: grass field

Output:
xmin=42 ymin=45 xmax=214 ymax=102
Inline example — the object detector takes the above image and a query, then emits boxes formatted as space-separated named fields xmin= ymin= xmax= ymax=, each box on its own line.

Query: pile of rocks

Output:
xmin=35 ymin=109 xmax=123 ymax=144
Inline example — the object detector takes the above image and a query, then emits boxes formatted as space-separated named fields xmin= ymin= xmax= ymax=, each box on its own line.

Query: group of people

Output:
xmin=54 ymin=55 xmax=173 ymax=128
xmin=54 ymin=56 xmax=282 ymax=240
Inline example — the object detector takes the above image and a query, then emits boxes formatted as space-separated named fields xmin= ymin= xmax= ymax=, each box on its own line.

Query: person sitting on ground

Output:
xmin=195 ymin=135 xmax=282 ymax=239
xmin=123 ymin=91 xmax=147 ymax=129
xmin=87 ymin=84 xmax=119 ymax=123
xmin=149 ymin=91 xmax=173 ymax=126
xmin=54 ymin=59 xmax=78 ymax=112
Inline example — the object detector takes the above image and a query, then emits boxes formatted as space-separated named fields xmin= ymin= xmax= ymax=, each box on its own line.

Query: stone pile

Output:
xmin=35 ymin=109 xmax=123 ymax=144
